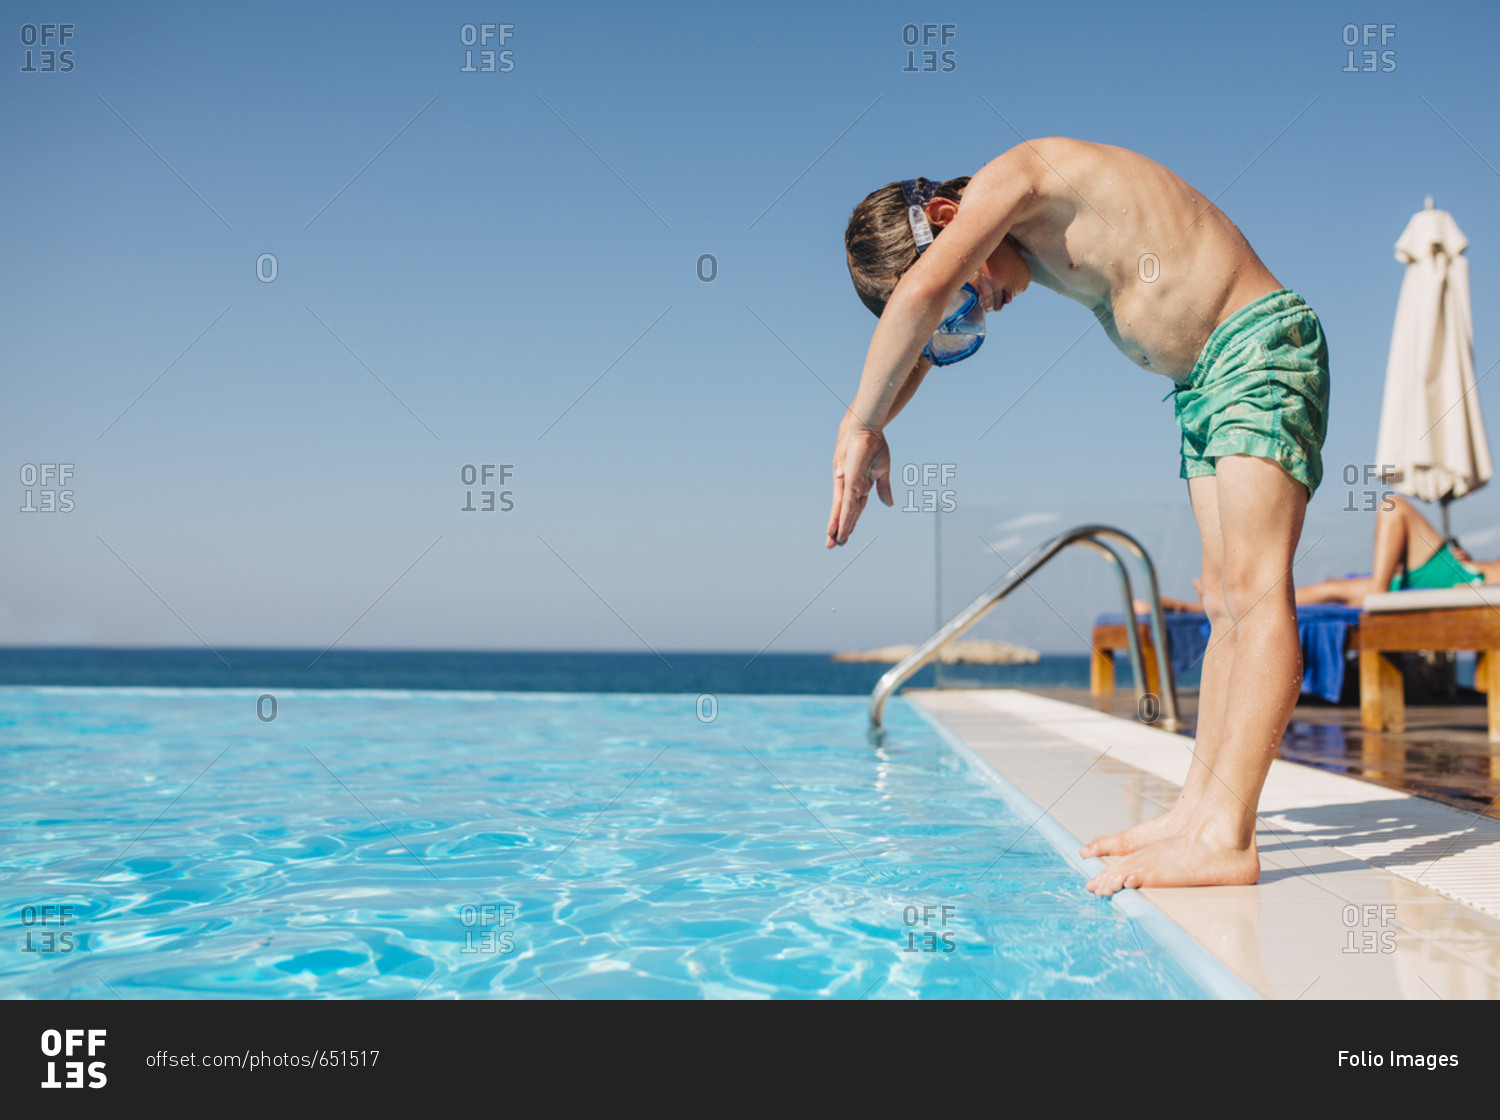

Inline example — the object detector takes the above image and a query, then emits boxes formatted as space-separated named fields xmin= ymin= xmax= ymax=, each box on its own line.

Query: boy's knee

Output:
xmin=1199 ymin=572 xmax=1232 ymax=625
xmin=1218 ymin=560 xmax=1291 ymax=620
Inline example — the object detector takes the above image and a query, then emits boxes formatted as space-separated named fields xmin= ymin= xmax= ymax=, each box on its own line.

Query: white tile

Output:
xmin=911 ymin=689 xmax=1500 ymax=1000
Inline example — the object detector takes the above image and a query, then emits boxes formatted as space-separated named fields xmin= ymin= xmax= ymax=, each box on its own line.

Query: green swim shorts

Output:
xmin=1172 ymin=288 xmax=1330 ymax=497
xmin=1390 ymin=542 xmax=1484 ymax=591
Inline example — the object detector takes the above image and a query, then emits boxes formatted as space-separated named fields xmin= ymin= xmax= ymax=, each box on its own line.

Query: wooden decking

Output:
xmin=1011 ymin=685 xmax=1500 ymax=822
xmin=1092 ymin=608 xmax=1500 ymax=743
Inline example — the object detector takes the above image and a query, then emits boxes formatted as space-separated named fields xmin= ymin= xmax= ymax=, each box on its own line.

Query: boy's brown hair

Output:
xmin=844 ymin=176 xmax=970 ymax=317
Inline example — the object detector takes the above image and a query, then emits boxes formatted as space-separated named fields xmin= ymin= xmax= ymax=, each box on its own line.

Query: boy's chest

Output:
xmin=1016 ymin=240 xmax=1216 ymax=379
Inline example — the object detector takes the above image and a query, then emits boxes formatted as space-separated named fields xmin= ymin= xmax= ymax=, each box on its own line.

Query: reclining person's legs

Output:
xmin=1294 ymin=493 xmax=1441 ymax=605
xmin=1376 ymin=494 xmax=1443 ymax=586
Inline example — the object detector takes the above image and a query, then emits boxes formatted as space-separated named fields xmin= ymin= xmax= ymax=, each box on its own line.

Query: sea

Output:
xmin=0 ymin=648 xmax=1098 ymax=695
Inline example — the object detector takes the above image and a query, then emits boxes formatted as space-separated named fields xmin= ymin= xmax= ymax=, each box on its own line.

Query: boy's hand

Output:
xmin=826 ymin=419 xmax=892 ymax=547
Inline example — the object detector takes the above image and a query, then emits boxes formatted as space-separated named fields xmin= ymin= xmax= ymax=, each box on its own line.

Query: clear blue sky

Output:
xmin=5 ymin=0 xmax=1499 ymax=653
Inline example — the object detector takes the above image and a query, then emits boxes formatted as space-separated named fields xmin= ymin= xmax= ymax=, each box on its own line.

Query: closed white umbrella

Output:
xmin=1375 ymin=198 xmax=1489 ymax=535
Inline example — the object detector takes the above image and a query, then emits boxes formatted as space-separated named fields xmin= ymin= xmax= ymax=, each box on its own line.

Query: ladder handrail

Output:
xmin=867 ymin=524 xmax=1181 ymax=730
xmin=1089 ymin=526 xmax=1181 ymax=732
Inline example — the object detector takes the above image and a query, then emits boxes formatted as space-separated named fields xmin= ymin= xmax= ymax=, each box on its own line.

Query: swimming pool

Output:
xmin=3 ymin=688 xmax=1211 ymax=999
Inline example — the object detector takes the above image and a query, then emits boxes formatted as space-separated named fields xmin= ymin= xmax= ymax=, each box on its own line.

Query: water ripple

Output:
xmin=0 ymin=689 xmax=1203 ymax=999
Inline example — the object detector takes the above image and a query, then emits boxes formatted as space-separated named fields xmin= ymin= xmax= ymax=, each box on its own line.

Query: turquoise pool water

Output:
xmin=1 ymin=688 xmax=1206 ymax=999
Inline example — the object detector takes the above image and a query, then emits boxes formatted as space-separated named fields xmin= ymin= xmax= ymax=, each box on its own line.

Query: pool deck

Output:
xmin=1029 ymin=683 xmax=1500 ymax=822
xmin=910 ymin=688 xmax=1500 ymax=999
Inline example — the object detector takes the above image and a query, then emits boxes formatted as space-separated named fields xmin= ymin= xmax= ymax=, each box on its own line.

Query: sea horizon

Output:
xmin=0 ymin=647 xmax=1107 ymax=695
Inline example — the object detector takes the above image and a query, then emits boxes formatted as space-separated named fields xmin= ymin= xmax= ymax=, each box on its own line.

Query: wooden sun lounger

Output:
xmin=1358 ymin=587 xmax=1500 ymax=742
xmin=1092 ymin=614 xmax=1362 ymax=701
xmin=1089 ymin=619 xmax=1167 ymax=697
xmin=1093 ymin=607 xmax=1360 ymax=705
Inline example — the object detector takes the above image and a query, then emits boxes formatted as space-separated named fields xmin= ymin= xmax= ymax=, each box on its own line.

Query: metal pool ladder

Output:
xmin=868 ymin=524 xmax=1180 ymax=731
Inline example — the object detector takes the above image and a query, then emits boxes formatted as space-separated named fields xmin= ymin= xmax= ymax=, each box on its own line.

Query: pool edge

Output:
xmin=907 ymin=700 xmax=1263 ymax=1001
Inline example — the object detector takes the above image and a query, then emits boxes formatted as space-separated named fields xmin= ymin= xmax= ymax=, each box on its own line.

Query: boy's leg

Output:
xmin=1086 ymin=454 xmax=1306 ymax=896
xmin=1081 ymin=475 xmax=1232 ymax=856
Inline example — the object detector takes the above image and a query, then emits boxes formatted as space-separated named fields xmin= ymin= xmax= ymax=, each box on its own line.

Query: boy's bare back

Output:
xmin=982 ymin=138 xmax=1281 ymax=378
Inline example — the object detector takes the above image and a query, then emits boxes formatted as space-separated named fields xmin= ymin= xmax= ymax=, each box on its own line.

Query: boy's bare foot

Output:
xmin=1084 ymin=829 xmax=1259 ymax=897
xmin=1080 ymin=805 xmax=1190 ymax=858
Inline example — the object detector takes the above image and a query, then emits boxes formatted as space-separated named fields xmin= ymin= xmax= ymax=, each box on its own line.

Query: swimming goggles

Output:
xmin=900 ymin=179 xmax=988 ymax=366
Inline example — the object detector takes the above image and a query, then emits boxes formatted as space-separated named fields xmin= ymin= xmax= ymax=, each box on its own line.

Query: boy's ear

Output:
xmin=925 ymin=197 xmax=960 ymax=230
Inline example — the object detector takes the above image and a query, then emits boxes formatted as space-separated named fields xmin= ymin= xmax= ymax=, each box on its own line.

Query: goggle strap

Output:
xmin=900 ymin=179 xmax=937 ymax=253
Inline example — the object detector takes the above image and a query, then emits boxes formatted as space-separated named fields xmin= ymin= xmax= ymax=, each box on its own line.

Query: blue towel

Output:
xmin=1097 ymin=604 xmax=1361 ymax=703
xmin=1292 ymin=605 xmax=1361 ymax=702
xmin=1097 ymin=611 xmax=1210 ymax=682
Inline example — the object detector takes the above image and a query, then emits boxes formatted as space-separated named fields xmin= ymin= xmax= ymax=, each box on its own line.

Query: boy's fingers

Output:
xmin=837 ymin=484 xmax=868 ymax=545
xmin=830 ymin=429 xmax=887 ymax=544
xmin=827 ymin=432 xmax=848 ymax=546
xmin=827 ymin=460 xmax=853 ymax=544
xmin=828 ymin=472 xmax=852 ymax=546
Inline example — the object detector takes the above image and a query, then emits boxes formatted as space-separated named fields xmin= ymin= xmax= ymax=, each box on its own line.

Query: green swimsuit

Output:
xmin=1173 ymin=289 xmax=1331 ymax=498
xmin=1389 ymin=542 xmax=1484 ymax=591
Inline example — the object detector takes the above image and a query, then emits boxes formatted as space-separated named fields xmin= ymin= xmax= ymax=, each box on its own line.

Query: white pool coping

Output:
xmin=908 ymin=689 xmax=1500 ymax=1000
xmin=913 ymin=704 xmax=1261 ymax=1000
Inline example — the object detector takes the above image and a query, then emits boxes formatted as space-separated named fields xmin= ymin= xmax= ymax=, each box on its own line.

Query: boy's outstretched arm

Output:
xmin=824 ymin=358 xmax=929 ymax=549
xmin=828 ymin=147 xmax=1044 ymax=546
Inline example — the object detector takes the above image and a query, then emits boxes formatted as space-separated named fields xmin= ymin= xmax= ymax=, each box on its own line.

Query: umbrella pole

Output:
xmin=1438 ymin=492 xmax=1459 ymax=697
xmin=930 ymin=509 xmax=942 ymax=686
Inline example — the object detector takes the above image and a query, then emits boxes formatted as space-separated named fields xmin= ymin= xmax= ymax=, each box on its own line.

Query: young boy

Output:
xmin=830 ymin=138 xmax=1329 ymax=897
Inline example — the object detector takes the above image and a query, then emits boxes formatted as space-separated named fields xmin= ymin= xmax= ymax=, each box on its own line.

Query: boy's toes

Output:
xmin=1086 ymin=869 xmax=1121 ymax=897
xmin=1080 ymin=833 xmax=1118 ymax=859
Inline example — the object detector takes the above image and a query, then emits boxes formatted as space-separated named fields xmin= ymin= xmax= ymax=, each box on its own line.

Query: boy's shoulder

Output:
xmin=971 ymin=138 xmax=1157 ymax=207
xmin=995 ymin=137 xmax=1165 ymax=178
